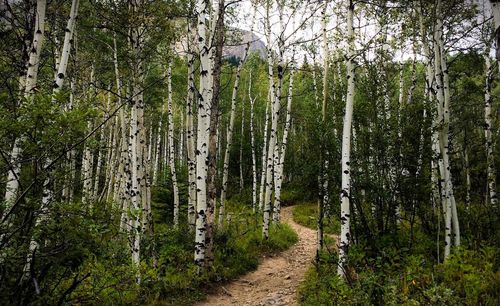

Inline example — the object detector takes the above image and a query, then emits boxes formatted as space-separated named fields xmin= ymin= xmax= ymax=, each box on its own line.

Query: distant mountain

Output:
xmin=174 ymin=28 xmax=266 ymax=60
xmin=223 ymin=28 xmax=266 ymax=60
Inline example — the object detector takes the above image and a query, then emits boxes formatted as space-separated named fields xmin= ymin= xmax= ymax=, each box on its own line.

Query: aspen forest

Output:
xmin=1 ymin=0 xmax=500 ymax=304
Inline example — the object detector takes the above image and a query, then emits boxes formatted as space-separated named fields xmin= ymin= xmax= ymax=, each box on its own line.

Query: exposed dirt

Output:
xmin=195 ymin=206 xmax=317 ymax=306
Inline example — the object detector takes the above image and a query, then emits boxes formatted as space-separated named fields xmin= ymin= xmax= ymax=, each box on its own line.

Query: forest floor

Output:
xmin=196 ymin=206 xmax=317 ymax=306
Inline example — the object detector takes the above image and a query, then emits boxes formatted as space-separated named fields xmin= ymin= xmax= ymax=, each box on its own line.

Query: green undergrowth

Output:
xmin=299 ymin=247 xmax=500 ymax=305
xmin=67 ymin=199 xmax=298 ymax=305
xmin=292 ymin=202 xmax=340 ymax=235
xmin=298 ymin=203 xmax=500 ymax=305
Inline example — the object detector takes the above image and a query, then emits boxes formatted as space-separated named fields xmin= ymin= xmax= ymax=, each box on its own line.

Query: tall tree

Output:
xmin=338 ymin=0 xmax=355 ymax=278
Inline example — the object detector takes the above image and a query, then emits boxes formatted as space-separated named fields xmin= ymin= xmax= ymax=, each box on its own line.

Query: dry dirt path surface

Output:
xmin=196 ymin=206 xmax=316 ymax=306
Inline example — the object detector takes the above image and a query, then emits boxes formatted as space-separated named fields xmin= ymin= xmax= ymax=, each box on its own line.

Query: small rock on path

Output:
xmin=195 ymin=206 xmax=317 ymax=306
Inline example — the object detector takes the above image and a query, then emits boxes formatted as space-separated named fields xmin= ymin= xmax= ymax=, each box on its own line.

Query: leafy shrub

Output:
xmin=293 ymin=202 xmax=340 ymax=234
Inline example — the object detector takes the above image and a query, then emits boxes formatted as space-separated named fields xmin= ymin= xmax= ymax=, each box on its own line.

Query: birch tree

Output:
xmin=186 ymin=15 xmax=197 ymax=230
xmin=317 ymin=0 xmax=328 ymax=259
xmin=262 ymin=0 xmax=279 ymax=239
xmin=338 ymin=0 xmax=355 ymax=277
xmin=433 ymin=0 xmax=460 ymax=260
xmin=194 ymin=0 xmax=212 ymax=269
xmin=167 ymin=60 xmax=180 ymax=225
xmin=483 ymin=54 xmax=498 ymax=206
xmin=3 ymin=0 xmax=47 ymax=213
xmin=219 ymin=5 xmax=256 ymax=225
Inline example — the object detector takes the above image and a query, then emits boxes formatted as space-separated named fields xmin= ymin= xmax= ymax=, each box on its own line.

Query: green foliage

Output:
xmin=292 ymin=202 xmax=340 ymax=235
xmin=299 ymin=261 xmax=354 ymax=306
xmin=299 ymin=221 xmax=500 ymax=306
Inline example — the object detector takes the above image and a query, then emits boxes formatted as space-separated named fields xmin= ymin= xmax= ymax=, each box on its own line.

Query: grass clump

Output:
xmin=292 ymin=202 xmax=340 ymax=235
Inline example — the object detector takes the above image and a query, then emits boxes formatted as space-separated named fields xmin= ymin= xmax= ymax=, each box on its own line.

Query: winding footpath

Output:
xmin=196 ymin=206 xmax=316 ymax=306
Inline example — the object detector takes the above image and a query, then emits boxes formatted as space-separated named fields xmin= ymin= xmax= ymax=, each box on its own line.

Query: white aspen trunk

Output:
xmin=258 ymin=97 xmax=271 ymax=211
xmin=271 ymin=0 xmax=285 ymax=223
xmin=194 ymin=0 xmax=212 ymax=268
xmin=105 ymin=114 xmax=118 ymax=202
xmin=129 ymin=95 xmax=141 ymax=269
xmin=407 ymin=41 xmax=418 ymax=105
xmin=239 ymin=99 xmax=245 ymax=191
xmin=395 ymin=63 xmax=405 ymax=223
xmin=82 ymin=122 xmax=94 ymax=206
xmin=249 ymin=72 xmax=257 ymax=212
xmin=440 ymin=37 xmax=460 ymax=251
xmin=39 ymin=0 xmax=79 ymax=211
xmin=218 ymin=64 xmax=242 ymax=224
xmin=434 ymin=1 xmax=460 ymax=260
xmin=312 ymin=55 xmax=319 ymax=108
xmin=93 ymin=130 xmax=104 ymax=202
xmin=418 ymin=6 xmax=441 ymax=213
xmin=273 ymin=56 xmax=295 ymax=223
xmin=483 ymin=54 xmax=498 ymax=206
xmin=434 ymin=17 xmax=452 ymax=261
xmin=142 ymin=126 xmax=153 ymax=234
xmin=167 ymin=61 xmax=180 ymax=226
xmin=186 ymin=20 xmax=197 ymax=229
xmin=127 ymin=2 xmax=147 ymax=280
xmin=25 ymin=0 xmax=47 ymax=94
xmin=490 ymin=0 xmax=500 ymax=61
xmin=52 ymin=0 xmax=79 ymax=96
xmin=317 ymin=0 xmax=329 ymax=257
xmin=262 ymin=0 xmax=278 ymax=239
xmin=219 ymin=6 xmax=255 ymax=223
xmin=119 ymin=107 xmax=131 ymax=230
xmin=464 ymin=140 xmax=471 ymax=207
xmin=53 ymin=36 xmax=61 ymax=80
xmin=179 ymin=114 xmax=184 ymax=163
xmin=4 ymin=0 xmax=47 ymax=210
xmin=153 ymin=104 xmax=164 ymax=184
xmin=338 ymin=0 xmax=355 ymax=277
xmin=163 ymin=129 xmax=168 ymax=180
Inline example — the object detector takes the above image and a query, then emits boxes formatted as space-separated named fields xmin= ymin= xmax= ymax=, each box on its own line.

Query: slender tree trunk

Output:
xmin=273 ymin=53 xmax=295 ymax=223
xmin=490 ymin=0 xmax=500 ymax=61
xmin=52 ymin=0 xmax=79 ymax=96
xmin=317 ymin=0 xmax=328 ymax=259
xmin=434 ymin=0 xmax=459 ymax=260
xmin=464 ymin=136 xmax=471 ymax=208
xmin=250 ymin=73 xmax=257 ymax=212
xmin=3 ymin=0 xmax=47 ymax=212
xmin=338 ymin=0 xmax=355 ymax=277
xmin=239 ymin=97 xmax=245 ymax=191
xmin=483 ymin=54 xmax=498 ymax=206
xmin=258 ymin=98 xmax=271 ymax=211
xmin=127 ymin=0 xmax=147 ymax=281
xmin=219 ymin=6 xmax=255 ymax=224
xmin=271 ymin=0 xmax=285 ymax=223
xmin=167 ymin=60 xmax=180 ymax=226
xmin=153 ymin=110 xmax=163 ymax=185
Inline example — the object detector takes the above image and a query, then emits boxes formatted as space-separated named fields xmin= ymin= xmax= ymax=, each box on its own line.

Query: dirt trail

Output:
xmin=196 ymin=206 xmax=316 ymax=306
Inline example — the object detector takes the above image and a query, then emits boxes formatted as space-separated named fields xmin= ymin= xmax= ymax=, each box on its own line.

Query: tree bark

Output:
xmin=194 ymin=0 xmax=212 ymax=269
xmin=483 ymin=54 xmax=498 ymax=206
xmin=167 ymin=60 xmax=180 ymax=226
xmin=338 ymin=0 xmax=355 ymax=278
xmin=262 ymin=0 xmax=278 ymax=239
xmin=3 ymin=0 xmax=47 ymax=212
